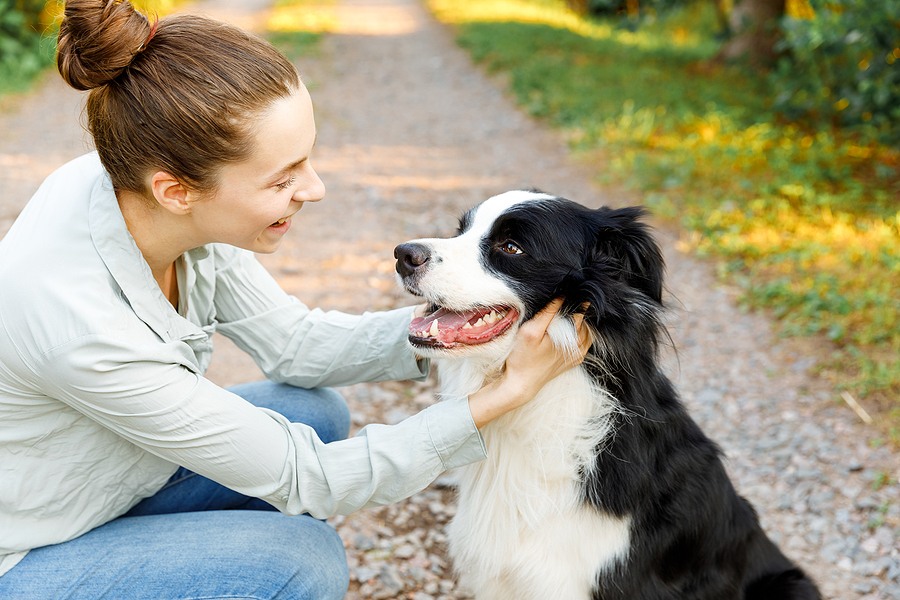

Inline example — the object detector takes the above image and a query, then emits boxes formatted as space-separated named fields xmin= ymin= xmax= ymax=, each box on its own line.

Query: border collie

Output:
xmin=394 ymin=191 xmax=820 ymax=600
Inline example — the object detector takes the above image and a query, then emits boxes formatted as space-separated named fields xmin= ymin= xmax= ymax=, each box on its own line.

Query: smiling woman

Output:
xmin=0 ymin=0 xmax=589 ymax=597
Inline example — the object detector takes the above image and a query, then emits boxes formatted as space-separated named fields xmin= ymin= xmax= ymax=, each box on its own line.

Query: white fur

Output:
xmin=436 ymin=324 xmax=630 ymax=600
xmin=407 ymin=192 xmax=632 ymax=600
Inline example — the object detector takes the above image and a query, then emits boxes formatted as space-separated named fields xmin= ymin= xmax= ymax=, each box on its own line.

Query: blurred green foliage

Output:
xmin=772 ymin=0 xmax=900 ymax=143
xmin=0 ymin=0 xmax=55 ymax=93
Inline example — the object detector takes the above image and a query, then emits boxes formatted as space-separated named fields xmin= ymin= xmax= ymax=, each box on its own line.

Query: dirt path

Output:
xmin=1 ymin=0 xmax=897 ymax=599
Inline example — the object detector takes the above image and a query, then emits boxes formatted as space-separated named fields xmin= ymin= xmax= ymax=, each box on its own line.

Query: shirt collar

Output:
xmin=88 ymin=167 xmax=206 ymax=347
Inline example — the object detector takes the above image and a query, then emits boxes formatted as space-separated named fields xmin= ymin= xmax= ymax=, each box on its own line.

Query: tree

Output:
xmin=717 ymin=0 xmax=786 ymax=64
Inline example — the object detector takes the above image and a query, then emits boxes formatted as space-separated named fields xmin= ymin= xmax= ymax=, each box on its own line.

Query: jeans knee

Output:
xmin=228 ymin=381 xmax=351 ymax=444
xmin=314 ymin=387 xmax=351 ymax=443
xmin=275 ymin=518 xmax=349 ymax=600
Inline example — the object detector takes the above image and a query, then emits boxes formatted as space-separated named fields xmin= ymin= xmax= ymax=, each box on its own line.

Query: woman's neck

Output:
xmin=117 ymin=189 xmax=193 ymax=308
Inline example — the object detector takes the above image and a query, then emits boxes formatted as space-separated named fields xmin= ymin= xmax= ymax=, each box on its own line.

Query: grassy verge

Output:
xmin=265 ymin=0 xmax=333 ymax=62
xmin=428 ymin=0 xmax=900 ymax=440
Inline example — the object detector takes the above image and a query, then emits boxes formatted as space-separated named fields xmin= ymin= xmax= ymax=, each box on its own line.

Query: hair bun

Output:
xmin=57 ymin=0 xmax=154 ymax=91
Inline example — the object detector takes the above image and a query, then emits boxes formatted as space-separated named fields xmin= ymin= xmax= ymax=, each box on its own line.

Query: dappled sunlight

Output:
xmin=686 ymin=201 xmax=900 ymax=349
xmin=268 ymin=4 xmax=339 ymax=32
xmin=428 ymin=0 xmax=709 ymax=50
xmin=268 ymin=2 xmax=422 ymax=35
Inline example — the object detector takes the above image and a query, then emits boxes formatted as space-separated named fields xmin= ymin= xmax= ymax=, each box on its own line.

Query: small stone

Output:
xmin=378 ymin=565 xmax=404 ymax=595
xmin=888 ymin=564 xmax=900 ymax=581
xmin=852 ymin=581 xmax=873 ymax=594
xmin=353 ymin=566 xmax=377 ymax=583
xmin=394 ymin=543 xmax=416 ymax=559
xmin=861 ymin=536 xmax=880 ymax=554
xmin=354 ymin=533 xmax=376 ymax=551
xmin=875 ymin=526 xmax=896 ymax=547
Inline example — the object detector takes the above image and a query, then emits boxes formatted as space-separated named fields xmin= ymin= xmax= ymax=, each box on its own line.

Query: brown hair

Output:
xmin=57 ymin=0 xmax=301 ymax=196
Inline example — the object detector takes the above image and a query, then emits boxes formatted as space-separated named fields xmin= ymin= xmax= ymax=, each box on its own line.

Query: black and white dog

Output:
xmin=394 ymin=191 xmax=820 ymax=600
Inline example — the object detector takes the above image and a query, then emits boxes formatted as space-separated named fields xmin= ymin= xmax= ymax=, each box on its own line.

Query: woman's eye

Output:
xmin=500 ymin=242 xmax=523 ymax=255
xmin=276 ymin=175 xmax=296 ymax=191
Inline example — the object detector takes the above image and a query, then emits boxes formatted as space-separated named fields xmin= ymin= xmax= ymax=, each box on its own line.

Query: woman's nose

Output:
xmin=295 ymin=166 xmax=325 ymax=203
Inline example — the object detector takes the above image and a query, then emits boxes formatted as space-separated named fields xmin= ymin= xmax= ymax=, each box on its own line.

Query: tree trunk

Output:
xmin=717 ymin=0 xmax=786 ymax=65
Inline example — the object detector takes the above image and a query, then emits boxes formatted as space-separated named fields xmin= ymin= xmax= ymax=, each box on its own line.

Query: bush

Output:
xmin=0 ymin=0 xmax=55 ymax=92
xmin=772 ymin=0 xmax=900 ymax=142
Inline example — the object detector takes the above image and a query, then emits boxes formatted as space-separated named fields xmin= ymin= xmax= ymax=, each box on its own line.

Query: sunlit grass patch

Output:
xmin=267 ymin=0 xmax=338 ymax=36
xmin=265 ymin=0 xmax=329 ymax=69
xmin=429 ymin=0 xmax=900 ymax=420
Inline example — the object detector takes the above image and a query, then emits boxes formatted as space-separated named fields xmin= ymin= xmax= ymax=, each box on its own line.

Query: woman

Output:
xmin=0 ymin=1 xmax=589 ymax=598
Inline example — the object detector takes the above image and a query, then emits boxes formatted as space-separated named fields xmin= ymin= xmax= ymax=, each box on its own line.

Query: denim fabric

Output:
xmin=0 ymin=382 xmax=352 ymax=600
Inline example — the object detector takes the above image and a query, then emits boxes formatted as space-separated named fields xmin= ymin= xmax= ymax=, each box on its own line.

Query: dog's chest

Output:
xmin=440 ymin=366 xmax=631 ymax=600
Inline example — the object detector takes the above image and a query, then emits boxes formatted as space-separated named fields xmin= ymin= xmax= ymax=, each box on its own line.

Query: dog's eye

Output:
xmin=500 ymin=242 xmax=523 ymax=255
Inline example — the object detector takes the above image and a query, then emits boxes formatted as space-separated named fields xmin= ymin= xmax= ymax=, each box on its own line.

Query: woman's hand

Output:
xmin=467 ymin=299 xmax=591 ymax=429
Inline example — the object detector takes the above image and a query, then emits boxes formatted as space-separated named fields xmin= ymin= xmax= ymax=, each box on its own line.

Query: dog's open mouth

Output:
xmin=409 ymin=305 xmax=519 ymax=349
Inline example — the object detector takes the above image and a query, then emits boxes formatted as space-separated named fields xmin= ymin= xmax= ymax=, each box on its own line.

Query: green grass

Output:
xmin=429 ymin=0 xmax=900 ymax=425
xmin=267 ymin=29 xmax=323 ymax=61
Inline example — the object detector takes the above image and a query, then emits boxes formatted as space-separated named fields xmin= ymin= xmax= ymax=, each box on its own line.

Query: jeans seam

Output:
xmin=157 ymin=470 xmax=198 ymax=492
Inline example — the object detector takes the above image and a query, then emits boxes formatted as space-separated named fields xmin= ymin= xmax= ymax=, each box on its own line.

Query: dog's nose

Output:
xmin=394 ymin=243 xmax=431 ymax=278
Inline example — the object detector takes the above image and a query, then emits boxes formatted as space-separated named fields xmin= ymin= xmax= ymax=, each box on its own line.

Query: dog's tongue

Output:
xmin=409 ymin=306 xmax=517 ymax=346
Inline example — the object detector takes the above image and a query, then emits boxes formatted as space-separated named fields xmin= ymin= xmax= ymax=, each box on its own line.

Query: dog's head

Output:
xmin=394 ymin=191 xmax=664 ymax=365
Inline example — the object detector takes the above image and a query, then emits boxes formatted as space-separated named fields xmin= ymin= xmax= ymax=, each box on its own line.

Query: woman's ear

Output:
xmin=149 ymin=171 xmax=192 ymax=215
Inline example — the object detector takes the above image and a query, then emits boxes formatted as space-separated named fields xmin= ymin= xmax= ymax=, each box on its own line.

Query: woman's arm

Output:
xmin=35 ymin=333 xmax=483 ymax=520
xmin=211 ymin=245 xmax=427 ymax=387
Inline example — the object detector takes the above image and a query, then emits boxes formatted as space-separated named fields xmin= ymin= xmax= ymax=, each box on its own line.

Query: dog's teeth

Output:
xmin=463 ymin=322 xmax=473 ymax=329
xmin=429 ymin=319 xmax=439 ymax=337
xmin=474 ymin=318 xmax=484 ymax=327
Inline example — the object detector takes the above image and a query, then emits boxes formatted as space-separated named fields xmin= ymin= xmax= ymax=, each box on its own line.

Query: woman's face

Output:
xmin=189 ymin=85 xmax=325 ymax=254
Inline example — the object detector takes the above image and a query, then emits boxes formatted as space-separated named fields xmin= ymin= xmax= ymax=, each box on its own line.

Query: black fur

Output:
xmin=462 ymin=195 xmax=821 ymax=600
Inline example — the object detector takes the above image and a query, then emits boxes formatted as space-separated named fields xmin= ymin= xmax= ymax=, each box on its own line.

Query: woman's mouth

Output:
xmin=268 ymin=216 xmax=292 ymax=231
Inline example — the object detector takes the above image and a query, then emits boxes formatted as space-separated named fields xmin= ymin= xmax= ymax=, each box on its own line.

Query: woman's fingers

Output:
xmin=517 ymin=297 xmax=564 ymax=343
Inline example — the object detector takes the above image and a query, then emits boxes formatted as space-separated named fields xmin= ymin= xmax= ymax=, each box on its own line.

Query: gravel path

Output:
xmin=0 ymin=0 xmax=897 ymax=598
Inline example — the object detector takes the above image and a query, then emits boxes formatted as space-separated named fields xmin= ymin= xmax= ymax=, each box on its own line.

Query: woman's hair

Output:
xmin=57 ymin=0 xmax=301 ymax=196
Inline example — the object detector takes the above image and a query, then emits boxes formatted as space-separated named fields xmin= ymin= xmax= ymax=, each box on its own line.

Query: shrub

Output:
xmin=772 ymin=0 xmax=900 ymax=142
xmin=0 ymin=0 xmax=54 ymax=91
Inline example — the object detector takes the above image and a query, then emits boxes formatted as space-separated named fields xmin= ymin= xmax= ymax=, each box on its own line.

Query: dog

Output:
xmin=394 ymin=191 xmax=820 ymax=600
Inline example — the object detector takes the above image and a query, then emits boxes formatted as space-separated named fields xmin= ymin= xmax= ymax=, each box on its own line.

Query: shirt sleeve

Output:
xmin=211 ymin=246 xmax=429 ymax=388
xmin=37 ymin=334 xmax=486 ymax=518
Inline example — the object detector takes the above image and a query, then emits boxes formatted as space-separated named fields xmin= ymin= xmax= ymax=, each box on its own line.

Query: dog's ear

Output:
xmin=590 ymin=206 xmax=664 ymax=305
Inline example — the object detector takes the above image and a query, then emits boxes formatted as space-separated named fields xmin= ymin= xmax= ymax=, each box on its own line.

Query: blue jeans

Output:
xmin=0 ymin=381 xmax=352 ymax=600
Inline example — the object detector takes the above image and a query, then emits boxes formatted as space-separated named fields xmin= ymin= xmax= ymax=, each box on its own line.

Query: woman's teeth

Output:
xmin=273 ymin=217 xmax=289 ymax=226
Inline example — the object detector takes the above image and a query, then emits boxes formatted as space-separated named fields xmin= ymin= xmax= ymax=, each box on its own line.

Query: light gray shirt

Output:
xmin=0 ymin=152 xmax=486 ymax=576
